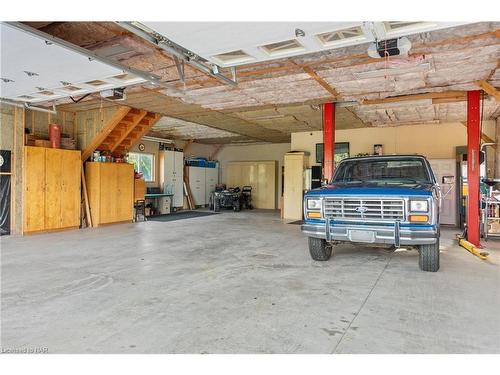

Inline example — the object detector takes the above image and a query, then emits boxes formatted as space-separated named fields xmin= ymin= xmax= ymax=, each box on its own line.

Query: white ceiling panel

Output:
xmin=0 ymin=22 xmax=147 ymax=103
xmin=142 ymin=22 xmax=470 ymax=67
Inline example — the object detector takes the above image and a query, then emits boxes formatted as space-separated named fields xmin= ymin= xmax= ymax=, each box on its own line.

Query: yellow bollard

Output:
xmin=458 ymin=238 xmax=489 ymax=260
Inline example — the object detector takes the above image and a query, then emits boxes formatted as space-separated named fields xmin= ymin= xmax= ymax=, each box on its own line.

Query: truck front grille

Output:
xmin=323 ymin=198 xmax=405 ymax=221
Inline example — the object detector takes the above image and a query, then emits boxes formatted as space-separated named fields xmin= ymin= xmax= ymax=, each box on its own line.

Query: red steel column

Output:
xmin=467 ymin=90 xmax=481 ymax=246
xmin=323 ymin=103 xmax=336 ymax=182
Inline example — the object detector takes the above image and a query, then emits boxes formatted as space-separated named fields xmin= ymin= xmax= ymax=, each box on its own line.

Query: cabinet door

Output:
xmin=60 ymin=150 xmax=81 ymax=228
xmin=116 ymin=164 xmax=134 ymax=221
xmin=163 ymin=151 xmax=175 ymax=177
xmin=189 ymin=167 xmax=205 ymax=205
xmin=226 ymin=163 xmax=242 ymax=188
xmin=174 ymin=151 xmax=184 ymax=175
xmin=99 ymin=163 xmax=118 ymax=224
xmin=284 ymin=155 xmax=305 ymax=220
xmin=205 ymin=168 xmax=218 ymax=203
xmin=44 ymin=148 xmax=64 ymax=229
xmin=23 ymin=147 xmax=46 ymax=232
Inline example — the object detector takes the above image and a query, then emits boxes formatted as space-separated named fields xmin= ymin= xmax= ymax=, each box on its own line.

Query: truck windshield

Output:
xmin=332 ymin=158 xmax=431 ymax=185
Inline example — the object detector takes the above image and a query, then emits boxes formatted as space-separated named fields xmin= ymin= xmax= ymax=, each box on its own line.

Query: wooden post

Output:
xmin=81 ymin=165 xmax=92 ymax=228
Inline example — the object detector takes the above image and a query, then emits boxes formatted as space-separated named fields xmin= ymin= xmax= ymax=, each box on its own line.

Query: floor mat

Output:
xmin=147 ymin=211 xmax=218 ymax=222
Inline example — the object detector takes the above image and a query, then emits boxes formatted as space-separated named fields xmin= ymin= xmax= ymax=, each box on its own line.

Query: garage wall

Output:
xmin=0 ymin=104 xmax=25 ymax=235
xmin=129 ymin=140 xmax=291 ymax=208
xmin=218 ymin=143 xmax=291 ymax=208
xmin=291 ymin=121 xmax=497 ymax=176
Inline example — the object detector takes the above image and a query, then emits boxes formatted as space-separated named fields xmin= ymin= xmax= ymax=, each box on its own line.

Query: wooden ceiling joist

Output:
xmin=476 ymin=80 xmax=500 ymax=102
xmin=361 ymin=91 xmax=467 ymax=106
xmin=302 ymin=66 xmax=339 ymax=98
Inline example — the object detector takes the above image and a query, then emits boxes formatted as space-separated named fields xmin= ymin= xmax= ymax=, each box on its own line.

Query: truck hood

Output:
xmin=306 ymin=182 xmax=434 ymax=197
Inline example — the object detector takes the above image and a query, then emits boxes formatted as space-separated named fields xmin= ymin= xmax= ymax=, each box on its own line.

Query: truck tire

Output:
xmin=214 ymin=199 xmax=220 ymax=212
xmin=308 ymin=237 xmax=332 ymax=261
xmin=418 ymin=241 xmax=440 ymax=272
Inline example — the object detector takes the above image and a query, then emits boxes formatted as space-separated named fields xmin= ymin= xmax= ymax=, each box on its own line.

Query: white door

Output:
xmin=429 ymin=159 xmax=457 ymax=226
xmin=189 ymin=166 xmax=206 ymax=206
xmin=173 ymin=151 xmax=184 ymax=207
xmin=205 ymin=167 xmax=218 ymax=203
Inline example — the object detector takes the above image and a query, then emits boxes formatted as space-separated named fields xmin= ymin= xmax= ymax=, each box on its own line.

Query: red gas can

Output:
xmin=49 ymin=124 xmax=61 ymax=148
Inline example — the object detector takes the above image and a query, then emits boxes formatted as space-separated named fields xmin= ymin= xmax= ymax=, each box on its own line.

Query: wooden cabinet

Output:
xmin=226 ymin=161 xmax=277 ymax=209
xmin=160 ymin=150 xmax=184 ymax=207
xmin=85 ymin=162 xmax=134 ymax=226
xmin=23 ymin=146 xmax=81 ymax=233
xmin=283 ymin=152 xmax=309 ymax=220
xmin=134 ymin=178 xmax=146 ymax=201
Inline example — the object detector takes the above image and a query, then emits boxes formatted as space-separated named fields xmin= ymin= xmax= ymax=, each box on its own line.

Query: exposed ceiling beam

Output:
xmin=476 ymin=80 xmax=500 ymax=102
xmin=362 ymin=91 xmax=467 ymax=105
xmin=302 ymin=66 xmax=339 ymax=98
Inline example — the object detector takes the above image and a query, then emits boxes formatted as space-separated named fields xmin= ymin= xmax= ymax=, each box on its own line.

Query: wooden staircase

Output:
xmin=82 ymin=106 xmax=161 ymax=161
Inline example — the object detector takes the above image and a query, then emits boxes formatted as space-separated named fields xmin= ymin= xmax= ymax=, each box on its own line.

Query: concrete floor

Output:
xmin=1 ymin=210 xmax=499 ymax=354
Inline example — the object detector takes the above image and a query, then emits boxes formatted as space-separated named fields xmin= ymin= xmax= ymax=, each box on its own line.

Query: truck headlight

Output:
xmin=307 ymin=198 xmax=321 ymax=210
xmin=410 ymin=200 xmax=428 ymax=212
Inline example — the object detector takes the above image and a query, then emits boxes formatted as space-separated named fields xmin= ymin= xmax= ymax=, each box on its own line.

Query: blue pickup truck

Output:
xmin=301 ymin=155 xmax=441 ymax=272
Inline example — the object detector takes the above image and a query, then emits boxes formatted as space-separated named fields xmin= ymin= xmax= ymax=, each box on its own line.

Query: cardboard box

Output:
xmin=34 ymin=139 xmax=52 ymax=148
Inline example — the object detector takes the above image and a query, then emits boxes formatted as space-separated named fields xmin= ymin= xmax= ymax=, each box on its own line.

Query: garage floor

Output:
xmin=1 ymin=210 xmax=499 ymax=354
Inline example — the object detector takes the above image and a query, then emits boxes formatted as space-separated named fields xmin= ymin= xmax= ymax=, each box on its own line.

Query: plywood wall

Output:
xmin=74 ymin=105 xmax=123 ymax=150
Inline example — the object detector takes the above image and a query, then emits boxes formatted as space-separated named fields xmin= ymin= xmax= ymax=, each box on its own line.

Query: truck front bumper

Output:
xmin=301 ymin=221 xmax=438 ymax=246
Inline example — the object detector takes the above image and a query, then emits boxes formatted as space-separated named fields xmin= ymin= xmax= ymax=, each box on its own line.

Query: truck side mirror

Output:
xmin=442 ymin=176 xmax=454 ymax=184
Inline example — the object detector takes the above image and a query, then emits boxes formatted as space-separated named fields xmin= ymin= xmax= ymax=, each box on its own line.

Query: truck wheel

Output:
xmin=214 ymin=199 xmax=220 ymax=212
xmin=233 ymin=201 xmax=241 ymax=212
xmin=308 ymin=237 xmax=332 ymax=261
xmin=418 ymin=241 xmax=440 ymax=272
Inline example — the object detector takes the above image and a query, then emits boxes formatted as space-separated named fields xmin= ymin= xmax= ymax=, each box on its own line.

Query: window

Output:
xmin=212 ymin=50 xmax=255 ymax=65
xmin=260 ymin=39 xmax=305 ymax=56
xmin=315 ymin=142 xmax=350 ymax=165
xmin=316 ymin=26 xmax=366 ymax=47
xmin=128 ymin=153 xmax=154 ymax=182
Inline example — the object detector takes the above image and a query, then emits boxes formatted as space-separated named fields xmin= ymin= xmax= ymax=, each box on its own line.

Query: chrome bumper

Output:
xmin=301 ymin=220 xmax=438 ymax=246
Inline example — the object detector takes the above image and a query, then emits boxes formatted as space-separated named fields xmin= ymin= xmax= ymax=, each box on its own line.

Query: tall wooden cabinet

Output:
xmin=283 ymin=152 xmax=309 ymax=220
xmin=85 ymin=162 xmax=134 ymax=226
xmin=160 ymin=150 xmax=184 ymax=207
xmin=23 ymin=146 xmax=81 ymax=233
xmin=226 ymin=161 xmax=277 ymax=209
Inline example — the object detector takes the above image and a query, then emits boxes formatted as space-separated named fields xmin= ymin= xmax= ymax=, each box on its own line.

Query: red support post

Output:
xmin=467 ymin=90 xmax=481 ymax=246
xmin=323 ymin=103 xmax=336 ymax=182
